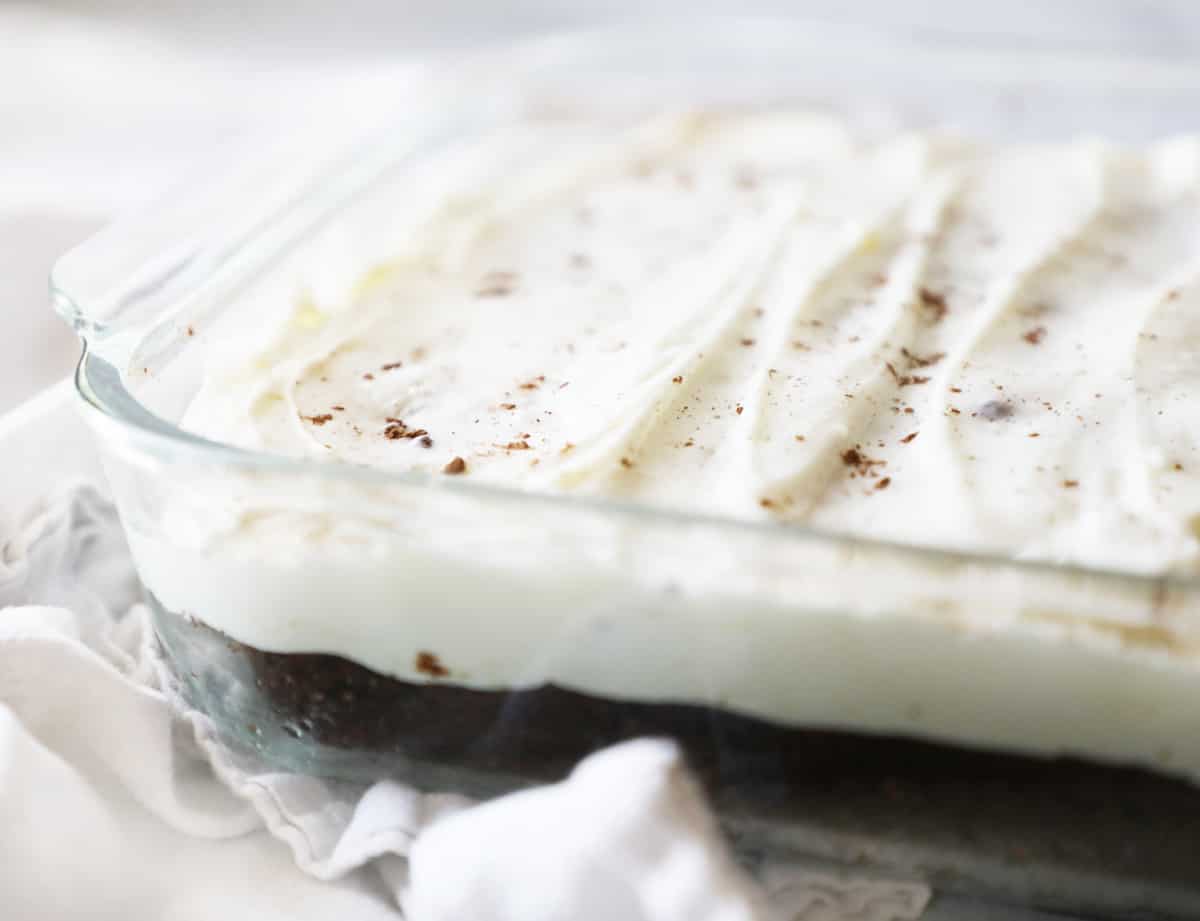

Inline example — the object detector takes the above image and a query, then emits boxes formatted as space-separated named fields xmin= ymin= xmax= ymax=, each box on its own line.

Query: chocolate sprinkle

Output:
xmin=1022 ymin=326 xmax=1047 ymax=345
xmin=918 ymin=287 xmax=948 ymax=322
xmin=415 ymin=651 xmax=449 ymax=679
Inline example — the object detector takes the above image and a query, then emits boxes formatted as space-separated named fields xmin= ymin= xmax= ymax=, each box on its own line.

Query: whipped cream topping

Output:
xmin=183 ymin=110 xmax=1200 ymax=574
xmin=125 ymin=110 xmax=1200 ymax=783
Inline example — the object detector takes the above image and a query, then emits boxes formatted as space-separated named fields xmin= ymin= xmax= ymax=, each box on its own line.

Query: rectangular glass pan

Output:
xmin=54 ymin=19 xmax=1200 ymax=920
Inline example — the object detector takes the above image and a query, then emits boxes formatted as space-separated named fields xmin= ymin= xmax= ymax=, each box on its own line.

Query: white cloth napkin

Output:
xmin=0 ymin=481 xmax=933 ymax=920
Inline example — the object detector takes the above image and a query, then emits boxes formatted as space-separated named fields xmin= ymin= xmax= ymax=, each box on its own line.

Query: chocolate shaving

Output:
xmin=885 ymin=363 xmax=930 ymax=387
xmin=301 ymin=414 xmax=333 ymax=426
xmin=899 ymin=432 xmax=919 ymax=444
xmin=384 ymin=420 xmax=429 ymax=440
xmin=1062 ymin=479 xmax=1079 ymax=488
xmin=419 ymin=436 xmax=434 ymax=448
xmin=415 ymin=651 xmax=449 ymax=678
xmin=499 ymin=403 xmax=517 ymax=411
xmin=901 ymin=347 xmax=945 ymax=369
xmin=331 ymin=405 xmax=345 ymax=412
xmin=381 ymin=361 xmax=404 ymax=371
xmin=875 ymin=477 xmax=891 ymax=490
xmin=918 ymin=287 xmax=948 ymax=322
xmin=443 ymin=457 xmax=467 ymax=475
xmin=363 ymin=372 xmax=375 ymax=381
xmin=619 ymin=457 xmax=634 ymax=469
xmin=735 ymin=404 xmax=744 ymax=415
xmin=518 ymin=376 xmax=546 ymax=391
xmin=740 ymin=338 xmax=756 ymax=347
xmin=841 ymin=446 xmax=886 ymax=476
xmin=672 ymin=375 xmax=684 ymax=384
xmin=1022 ymin=326 xmax=1047 ymax=345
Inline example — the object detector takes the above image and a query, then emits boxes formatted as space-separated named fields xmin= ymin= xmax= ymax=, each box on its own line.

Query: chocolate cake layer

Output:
xmin=152 ymin=602 xmax=1200 ymax=919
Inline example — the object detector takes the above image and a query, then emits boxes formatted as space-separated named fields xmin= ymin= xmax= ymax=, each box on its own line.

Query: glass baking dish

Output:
xmin=53 ymin=20 xmax=1200 ymax=920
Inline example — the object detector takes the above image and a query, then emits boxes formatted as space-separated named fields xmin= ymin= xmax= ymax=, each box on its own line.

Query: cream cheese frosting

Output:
xmin=123 ymin=109 xmax=1200 ymax=782
xmin=182 ymin=110 xmax=1200 ymax=574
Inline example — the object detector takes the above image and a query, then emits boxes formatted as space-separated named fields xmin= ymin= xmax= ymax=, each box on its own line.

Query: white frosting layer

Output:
xmin=131 ymin=110 xmax=1200 ymax=780
xmin=185 ymin=111 xmax=1200 ymax=573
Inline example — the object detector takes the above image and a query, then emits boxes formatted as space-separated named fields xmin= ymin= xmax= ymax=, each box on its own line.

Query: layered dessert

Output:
xmin=134 ymin=109 xmax=1200 ymax=804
